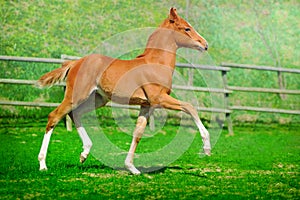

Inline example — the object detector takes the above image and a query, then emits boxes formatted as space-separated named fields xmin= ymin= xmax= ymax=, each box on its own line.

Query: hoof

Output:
xmin=39 ymin=167 xmax=48 ymax=171
xmin=204 ymin=148 xmax=211 ymax=156
xmin=80 ymin=153 xmax=88 ymax=164
xmin=125 ymin=163 xmax=141 ymax=175
xmin=39 ymin=159 xmax=48 ymax=171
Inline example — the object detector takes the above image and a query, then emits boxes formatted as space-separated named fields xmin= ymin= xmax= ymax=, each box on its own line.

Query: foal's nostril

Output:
xmin=205 ymin=43 xmax=209 ymax=50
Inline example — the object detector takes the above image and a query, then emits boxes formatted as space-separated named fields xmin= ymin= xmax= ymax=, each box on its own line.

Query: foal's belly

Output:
xmin=104 ymin=87 xmax=149 ymax=106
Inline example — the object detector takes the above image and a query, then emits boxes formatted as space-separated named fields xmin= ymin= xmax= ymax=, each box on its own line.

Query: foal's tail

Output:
xmin=36 ymin=60 xmax=74 ymax=88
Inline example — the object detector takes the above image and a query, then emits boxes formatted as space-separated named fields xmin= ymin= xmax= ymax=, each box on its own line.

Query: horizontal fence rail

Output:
xmin=227 ymin=86 xmax=300 ymax=95
xmin=0 ymin=100 xmax=60 ymax=108
xmin=0 ymin=55 xmax=64 ymax=64
xmin=1 ymin=55 xmax=300 ymax=134
xmin=0 ymin=78 xmax=230 ymax=114
xmin=221 ymin=62 xmax=300 ymax=119
xmin=0 ymin=55 xmax=230 ymax=113
xmin=221 ymin=62 xmax=300 ymax=74
xmin=230 ymin=106 xmax=300 ymax=115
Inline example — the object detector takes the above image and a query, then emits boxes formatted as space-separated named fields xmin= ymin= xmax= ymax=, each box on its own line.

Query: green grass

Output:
xmin=0 ymin=118 xmax=299 ymax=199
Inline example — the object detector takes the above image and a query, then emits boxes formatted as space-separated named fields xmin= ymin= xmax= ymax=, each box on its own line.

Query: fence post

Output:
xmin=65 ymin=115 xmax=73 ymax=132
xmin=149 ymin=115 xmax=155 ymax=131
xmin=222 ymin=70 xmax=234 ymax=135
xmin=277 ymin=71 xmax=286 ymax=100
xmin=188 ymin=68 xmax=194 ymax=86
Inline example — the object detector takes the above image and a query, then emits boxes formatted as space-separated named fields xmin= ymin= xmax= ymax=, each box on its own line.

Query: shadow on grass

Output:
xmin=113 ymin=165 xmax=208 ymax=177
xmin=62 ymin=163 xmax=111 ymax=171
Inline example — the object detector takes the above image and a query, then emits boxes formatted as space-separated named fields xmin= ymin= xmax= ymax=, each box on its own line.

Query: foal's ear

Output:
xmin=169 ymin=7 xmax=178 ymax=23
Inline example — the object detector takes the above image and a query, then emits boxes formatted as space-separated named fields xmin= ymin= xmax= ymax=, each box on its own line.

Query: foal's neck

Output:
xmin=137 ymin=28 xmax=178 ymax=68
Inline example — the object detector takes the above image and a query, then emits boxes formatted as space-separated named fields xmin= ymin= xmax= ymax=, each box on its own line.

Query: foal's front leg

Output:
xmin=69 ymin=92 xmax=108 ymax=163
xmin=125 ymin=106 xmax=151 ymax=175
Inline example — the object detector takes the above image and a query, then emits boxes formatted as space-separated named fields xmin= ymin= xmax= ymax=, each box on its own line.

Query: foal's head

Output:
xmin=161 ymin=7 xmax=208 ymax=52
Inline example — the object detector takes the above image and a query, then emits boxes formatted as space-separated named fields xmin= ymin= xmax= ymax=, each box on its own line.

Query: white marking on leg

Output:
xmin=180 ymin=102 xmax=211 ymax=155
xmin=125 ymin=115 xmax=147 ymax=175
xmin=125 ymin=138 xmax=141 ymax=175
xmin=38 ymin=129 xmax=53 ymax=170
xmin=125 ymin=152 xmax=141 ymax=175
xmin=77 ymin=127 xmax=92 ymax=163
xmin=196 ymin=120 xmax=211 ymax=155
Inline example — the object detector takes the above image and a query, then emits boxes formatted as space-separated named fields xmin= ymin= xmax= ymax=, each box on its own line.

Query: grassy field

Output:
xmin=0 ymin=117 xmax=299 ymax=199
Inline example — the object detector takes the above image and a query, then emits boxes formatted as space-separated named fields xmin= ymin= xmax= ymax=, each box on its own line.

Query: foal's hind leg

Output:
xmin=38 ymin=87 xmax=95 ymax=170
xmin=69 ymin=92 xmax=108 ymax=164
xmin=38 ymin=98 xmax=74 ymax=170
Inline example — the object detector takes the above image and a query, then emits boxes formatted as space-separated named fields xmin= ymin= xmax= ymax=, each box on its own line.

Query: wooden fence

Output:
xmin=0 ymin=55 xmax=299 ymax=135
xmin=221 ymin=62 xmax=300 ymax=116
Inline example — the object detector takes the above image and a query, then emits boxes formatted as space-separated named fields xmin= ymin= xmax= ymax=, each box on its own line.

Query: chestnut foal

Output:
xmin=37 ymin=7 xmax=210 ymax=174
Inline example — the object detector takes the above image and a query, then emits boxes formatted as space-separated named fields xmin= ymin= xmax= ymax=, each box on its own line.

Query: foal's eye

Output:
xmin=185 ymin=28 xmax=191 ymax=32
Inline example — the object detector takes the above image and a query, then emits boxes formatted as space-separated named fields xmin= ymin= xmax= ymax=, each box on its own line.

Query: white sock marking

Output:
xmin=38 ymin=129 xmax=53 ymax=170
xmin=77 ymin=127 xmax=92 ymax=158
